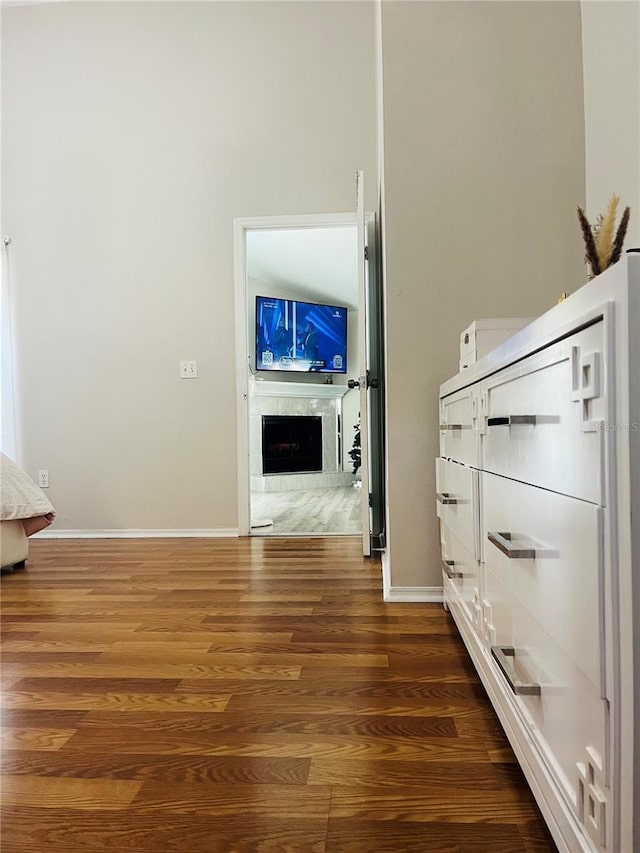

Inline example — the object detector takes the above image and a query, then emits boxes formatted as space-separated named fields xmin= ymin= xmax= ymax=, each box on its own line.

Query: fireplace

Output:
xmin=262 ymin=415 xmax=323 ymax=475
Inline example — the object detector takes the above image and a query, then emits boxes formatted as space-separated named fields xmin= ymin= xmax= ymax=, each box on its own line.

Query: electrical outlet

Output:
xmin=180 ymin=360 xmax=198 ymax=379
xmin=38 ymin=469 xmax=49 ymax=488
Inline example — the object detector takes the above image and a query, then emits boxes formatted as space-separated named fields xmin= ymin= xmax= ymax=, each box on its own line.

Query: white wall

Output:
xmin=3 ymin=0 xmax=606 ymax=587
xmin=581 ymin=0 xmax=640 ymax=243
xmin=1 ymin=1 xmax=377 ymax=531
xmin=379 ymin=0 xmax=586 ymax=589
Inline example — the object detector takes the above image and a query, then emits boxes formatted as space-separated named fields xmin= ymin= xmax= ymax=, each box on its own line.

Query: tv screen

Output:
xmin=256 ymin=296 xmax=348 ymax=374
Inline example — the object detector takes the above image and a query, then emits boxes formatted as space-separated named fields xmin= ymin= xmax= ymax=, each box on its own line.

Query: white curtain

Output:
xmin=1 ymin=237 xmax=19 ymax=460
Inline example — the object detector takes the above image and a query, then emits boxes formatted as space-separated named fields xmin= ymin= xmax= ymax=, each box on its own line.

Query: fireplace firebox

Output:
xmin=262 ymin=415 xmax=323 ymax=475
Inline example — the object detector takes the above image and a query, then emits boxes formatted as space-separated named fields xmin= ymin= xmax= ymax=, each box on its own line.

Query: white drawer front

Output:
xmin=484 ymin=570 xmax=609 ymax=825
xmin=435 ymin=458 xmax=478 ymax=557
xmin=440 ymin=524 xmax=481 ymax=627
xmin=482 ymin=472 xmax=604 ymax=693
xmin=439 ymin=389 xmax=477 ymax=467
xmin=481 ymin=322 xmax=605 ymax=503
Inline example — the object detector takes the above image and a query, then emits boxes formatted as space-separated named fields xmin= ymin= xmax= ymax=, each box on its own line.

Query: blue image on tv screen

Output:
xmin=256 ymin=296 xmax=348 ymax=374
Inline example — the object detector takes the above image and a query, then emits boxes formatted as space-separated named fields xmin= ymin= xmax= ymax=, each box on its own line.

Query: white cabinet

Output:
xmin=481 ymin=322 xmax=605 ymax=504
xmin=439 ymin=386 xmax=477 ymax=467
xmin=482 ymin=471 xmax=604 ymax=691
xmin=437 ymin=255 xmax=640 ymax=853
xmin=440 ymin=523 xmax=480 ymax=625
xmin=435 ymin=458 xmax=478 ymax=557
xmin=483 ymin=567 xmax=609 ymax=849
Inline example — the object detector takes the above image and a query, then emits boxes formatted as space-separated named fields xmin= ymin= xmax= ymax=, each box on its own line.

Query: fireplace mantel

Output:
xmin=250 ymin=379 xmax=348 ymax=399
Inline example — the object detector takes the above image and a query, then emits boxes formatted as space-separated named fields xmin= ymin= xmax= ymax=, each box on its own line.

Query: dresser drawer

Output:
xmin=481 ymin=322 xmax=606 ymax=503
xmin=440 ymin=523 xmax=481 ymax=628
xmin=483 ymin=570 xmax=609 ymax=826
xmin=439 ymin=387 xmax=477 ymax=467
xmin=482 ymin=471 xmax=604 ymax=692
xmin=435 ymin=458 xmax=478 ymax=557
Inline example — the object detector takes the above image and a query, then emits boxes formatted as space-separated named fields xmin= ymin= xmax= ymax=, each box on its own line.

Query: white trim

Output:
xmin=356 ymin=171 xmax=371 ymax=557
xmin=34 ymin=529 xmax=240 ymax=539
xmin=234 ymin=217 xmax=251 ymax=537
xmin=375 ymin=0 xmax=392 ymax=585
xmin=235 ymin=213 xmax=357 ymax=232
xmin=251 ymin=379 xmax=347 ymax=399
xmin=381 ymin=548 xmax=392 ymax=598
xmin=384 ymin=585 xmax=443 ymax=603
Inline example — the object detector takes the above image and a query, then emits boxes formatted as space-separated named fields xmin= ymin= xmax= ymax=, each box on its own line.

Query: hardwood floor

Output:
xmin=0 ymin=537 xmax=557 ymax=852
xmin=251 ymin=487 xmax=361 ymax=535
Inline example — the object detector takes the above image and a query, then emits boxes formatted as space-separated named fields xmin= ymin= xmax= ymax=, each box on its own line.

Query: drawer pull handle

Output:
xmin=442 ymin=559 xmax=463 ymax=579
xmin=437 ymin=492 xmax=458 ymax=505
xmin=488 ymin=531 xmax=536 ymax=559
xmin=439 ymin=423 xmax=464 ymax=431
xmin=487 ymin=415 xmax=537 ymax=427
xmin=491 ymin=646 xmax=541 ymax=696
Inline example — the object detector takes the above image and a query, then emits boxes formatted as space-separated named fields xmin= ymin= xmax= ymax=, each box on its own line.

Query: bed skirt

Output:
xmin=1 ymin=519 xmax=29 ymax=570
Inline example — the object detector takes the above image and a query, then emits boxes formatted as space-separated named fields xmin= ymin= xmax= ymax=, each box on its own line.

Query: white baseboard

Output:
xmin=384 ymin=586 xmax=443 ymax=603
xmin=34 ymin=528 xmax=240 ymax=539
xmin=380 ymin=551 xmax=444 ymax=602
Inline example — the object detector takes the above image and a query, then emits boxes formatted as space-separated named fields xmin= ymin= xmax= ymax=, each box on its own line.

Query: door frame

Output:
xmin=233 ymin=212 xmax=370 ymax=538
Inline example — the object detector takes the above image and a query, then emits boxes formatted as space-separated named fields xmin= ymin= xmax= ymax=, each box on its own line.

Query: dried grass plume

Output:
xmin=577 ymin=205 xmax=601 ymax=276
xmin=595 ymin=194 xmax=619 ymax=269
xmin=577 ymin=197 xmax=631 ymax=278
xmin=609 ymin=205 xmax=631 ymax=267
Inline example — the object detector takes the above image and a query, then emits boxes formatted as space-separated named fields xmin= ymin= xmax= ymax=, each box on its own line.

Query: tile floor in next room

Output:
xmin=251 ymin=486 xmax=362 ymax=535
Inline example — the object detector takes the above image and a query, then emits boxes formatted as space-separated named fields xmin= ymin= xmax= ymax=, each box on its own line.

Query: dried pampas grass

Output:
xmin=609 ymin=205 xmax=631 ymax=267
xmin=577 ymin=196 xmax=631 ymax=278
xmin=595 ymin=194 xmax=619 ymax=269
xmin=577 ymin=205 xmax=601 ymax=276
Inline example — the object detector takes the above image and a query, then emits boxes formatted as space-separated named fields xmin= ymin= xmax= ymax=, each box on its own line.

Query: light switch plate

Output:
xmin=180 ymin=360 xmax=198 ymax=379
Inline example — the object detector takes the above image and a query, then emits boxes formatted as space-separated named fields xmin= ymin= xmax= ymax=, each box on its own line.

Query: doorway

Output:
xmin=235 ymin=214 xmax=370 ymax=536
xmin=237 ymin=218 xmax=363 ymax=537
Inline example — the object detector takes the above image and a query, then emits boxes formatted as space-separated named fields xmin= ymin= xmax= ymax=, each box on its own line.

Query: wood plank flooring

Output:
xmin=251 ymin=487 xmax=361 ymax=535
xmin=0 ymin=537 xmax=557 ymax=852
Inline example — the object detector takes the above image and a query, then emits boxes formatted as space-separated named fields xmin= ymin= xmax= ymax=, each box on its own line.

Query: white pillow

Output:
xmin=1 ymin=453 xmax=55 ymax=520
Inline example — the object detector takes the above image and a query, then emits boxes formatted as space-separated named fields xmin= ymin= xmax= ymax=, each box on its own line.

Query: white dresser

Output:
xmin=437 ymin=254 xmax=639 ymax=853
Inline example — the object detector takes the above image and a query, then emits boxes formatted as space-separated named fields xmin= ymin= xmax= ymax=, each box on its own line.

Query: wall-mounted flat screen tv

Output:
xmin=256 ymin=296 xmax=348 ymax=374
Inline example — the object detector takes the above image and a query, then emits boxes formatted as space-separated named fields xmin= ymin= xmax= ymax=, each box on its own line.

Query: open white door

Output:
xmin=356 ymin=170 xmax=371 ymax=556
